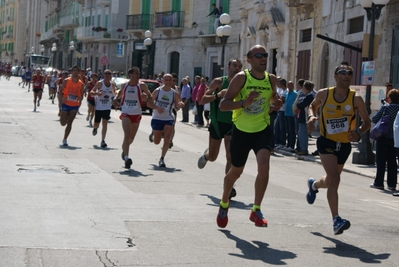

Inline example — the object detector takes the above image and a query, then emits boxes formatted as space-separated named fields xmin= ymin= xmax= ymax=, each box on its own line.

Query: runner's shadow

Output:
xmin=58 ymin=145 xmax=81 ymax=150
xmin=116 ymin=169 xmax=153 ymax=178
xmin=92 ymin=145 xmax=117 ymax=151
xmin=219 ymin=230 xmax=296 ymax=264
xmin=150 ymin=164 xmax=182 ymax=173
xmin=200 ymin=194 xmax=252 ymax=209
xmin=311 ymin=232 xmax=390 ymax=263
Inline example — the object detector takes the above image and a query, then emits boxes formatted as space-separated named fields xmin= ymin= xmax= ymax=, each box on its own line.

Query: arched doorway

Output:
xmin=170 ymin=51 xmax=180 ymax=76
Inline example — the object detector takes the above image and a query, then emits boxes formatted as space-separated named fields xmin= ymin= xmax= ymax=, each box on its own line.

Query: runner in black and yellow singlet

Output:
xmin=306 ymin=61 xmax=371 ymax=235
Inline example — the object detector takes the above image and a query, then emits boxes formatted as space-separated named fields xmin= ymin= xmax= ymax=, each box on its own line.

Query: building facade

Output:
xmin=2 ymin=0 xmax=398 ymax=89
xmin=126 ymin=0 xmax=240 ymax=80
xmin=239 ymin=0 xmax=398 ymax=89
xmin=0 ymin=0 xmax=18 ymax=64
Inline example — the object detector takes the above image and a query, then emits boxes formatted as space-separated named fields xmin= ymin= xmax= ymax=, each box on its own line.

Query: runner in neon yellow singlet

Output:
xmin=216 ymin=45 xmax=281 ymax=228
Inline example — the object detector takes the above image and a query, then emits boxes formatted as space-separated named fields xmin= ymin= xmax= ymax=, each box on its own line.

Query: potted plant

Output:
xmin=116 ymin=28 xmax=123 ymax=32
xmin=36 ymin=32 xmax=41 ymax=37
xmin=103 ymin=32 xmax=111 ymax=38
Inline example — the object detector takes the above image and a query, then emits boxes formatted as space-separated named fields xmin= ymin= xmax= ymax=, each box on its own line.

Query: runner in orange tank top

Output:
xmin=59 ymin=65 xmax=85 ymax=146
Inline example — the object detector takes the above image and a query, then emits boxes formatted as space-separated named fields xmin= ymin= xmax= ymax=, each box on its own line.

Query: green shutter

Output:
xmin=221 ymin=0 xmax=229 ymax=14
xmin=208 ymin=0 xmax=214 ymax=34
xmin=172 ymin=0 xmax=181 ymax=11
xmin=141 ymin=0 xmax=151 ymax=29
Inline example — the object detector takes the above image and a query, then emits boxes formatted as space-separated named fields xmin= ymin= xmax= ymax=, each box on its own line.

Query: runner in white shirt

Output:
xmin=90 ymin=69 xmax=116 ymax=148
xmin=148 ymin=74 xmax=184 ymax=167
xmin=112 ymin=67 xmax=153 ymax=169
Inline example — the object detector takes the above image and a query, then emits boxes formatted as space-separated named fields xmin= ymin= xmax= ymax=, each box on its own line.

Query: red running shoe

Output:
xmin=216 ymin=205 xmax=229 ymax=228
xmin=249 ymin=209 xmax=268 ymax=227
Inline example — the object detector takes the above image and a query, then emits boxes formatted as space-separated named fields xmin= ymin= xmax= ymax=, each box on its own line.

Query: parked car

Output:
xmin=11 ymin=66 xmax=22 ymax=76
xmin=113 ymin=77 xmax=160 ymax=114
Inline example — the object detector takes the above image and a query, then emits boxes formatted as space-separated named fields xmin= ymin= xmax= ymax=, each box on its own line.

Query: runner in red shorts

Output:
xmin=112 ymin=67 xmax=152 ymax=169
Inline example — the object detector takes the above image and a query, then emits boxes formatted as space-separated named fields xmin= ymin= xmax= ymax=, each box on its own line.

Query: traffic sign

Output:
xmin=100 ymin=56 xmax=109 ymax=66
xmin=361 ymin=61 xmax=374 ymax=85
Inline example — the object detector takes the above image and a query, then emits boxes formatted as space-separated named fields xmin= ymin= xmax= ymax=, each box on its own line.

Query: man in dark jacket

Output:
xmin=296 ymin=80 xmax=314 ymax=155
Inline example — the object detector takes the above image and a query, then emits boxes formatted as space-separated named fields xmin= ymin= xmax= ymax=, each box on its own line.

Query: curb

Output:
xmin=274 ymin=149 xmax=375 ymax=179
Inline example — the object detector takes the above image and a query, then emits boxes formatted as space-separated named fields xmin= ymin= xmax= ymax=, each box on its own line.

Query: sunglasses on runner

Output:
xmin=336 ymin=69 xmax=353 ymax=76
xmin=250 ymin=53 xmax=269 ymax=59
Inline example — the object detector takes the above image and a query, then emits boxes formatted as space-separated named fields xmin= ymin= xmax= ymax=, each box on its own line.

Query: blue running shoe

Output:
xmin=333 ymin=216 xmax=351 ymax=235
xmin=306 ymin=178 xmax=318 ymax=204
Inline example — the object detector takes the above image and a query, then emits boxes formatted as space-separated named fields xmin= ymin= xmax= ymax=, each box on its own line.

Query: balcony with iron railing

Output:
xmin=93 ymin=27 xmax=129 ymax=42
xmin=40 ymin=29 xmax=54 ymax=42
xmin=76 ymin=26 xmax=95 ymax=41
xmin=154 ymin=11 xmax=184 ymax=36
xmin=96 ymin=0 xmax=110 ymax=6
xmin=126 ymin=14 xmax=152 ymax=38
xmin=59 ymin=16 xmax=79 ymax=29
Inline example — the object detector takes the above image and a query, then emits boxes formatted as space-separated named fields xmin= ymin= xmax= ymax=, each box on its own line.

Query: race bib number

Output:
xmin=125 ymin=100 xmax=137 ymax=107
xmin=68 ymin=94 xmax=78 ymax=101
xmin=326 ymin=117 xmax=349 ymax=134
xmin=34 ymin=82 xmax=40 ymax=86
xmin=100 ymin=99 xmax=109 ymax=105
xmin=156 ymin=101 xmax=169 ymax=109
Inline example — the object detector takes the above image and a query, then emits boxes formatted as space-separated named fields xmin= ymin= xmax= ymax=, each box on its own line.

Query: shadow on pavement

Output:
xmin=219 ymin=230 xmax=297 ymax=264
xmin=311 ymin=232 xmax=390 ymax=263
xmin=200 ymin=194 xmax=252 ymax=209
xmin=116 ymin=169 xmax=153 ymax=178
xmin=58 ymin=145 xmax=81 ymax=150
xmin=92 ymin=145 xmax=117 ymax=151
xmin=150 ymin=164 xmax=182 ymax=173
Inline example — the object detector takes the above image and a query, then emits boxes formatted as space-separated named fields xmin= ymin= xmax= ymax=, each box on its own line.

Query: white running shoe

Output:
xmin=198 ymin=148 xmax=209 ymax=169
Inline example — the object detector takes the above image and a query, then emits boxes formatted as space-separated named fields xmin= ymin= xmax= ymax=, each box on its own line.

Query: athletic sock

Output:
xmin=311 ymin=181 xmax=317 ymax=191
xmin=220 ymin=200 xmax=229 ymax=209
xmin=252 ymin=205 xmax=261 ymax=212
xmin=124 ymin=155 xmax=129 ymax=161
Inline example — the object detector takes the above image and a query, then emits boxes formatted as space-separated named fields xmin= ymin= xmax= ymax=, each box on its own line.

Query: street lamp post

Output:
xmin=40 ymin=45 xmax=44 ymax=56
xmin=353 ymin=0 xmax=390 ymax=165
xmin=143 ymin=30 xmax=152 ymax=79
xmin=51 ymin=43 xmax=57 ymax=69
xmin=69 ymin=41 xmax=75 ymax=67
xmin=216 ymin=13 xmax=232 ymax=76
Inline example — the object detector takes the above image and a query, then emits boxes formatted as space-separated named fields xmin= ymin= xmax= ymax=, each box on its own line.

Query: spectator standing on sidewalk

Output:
xmin=180 ymin=78 xmax=191 ymax=122
xmin=284 ymin=81 xmax=297 ymax=152
xmin=275 ymin=78 xmax=287 ymax=149
xmin=191 ymin=76 xmax=201 ymax=124
xmin=370 ymin=89 xmax=399 ymax=191
xmin=306 ymin=61 xmax=370 ymax=235
xmin=195 ymin=77 xmax=207 ymax=127
xmin=296 ymin=80 xmax=314 ymax=155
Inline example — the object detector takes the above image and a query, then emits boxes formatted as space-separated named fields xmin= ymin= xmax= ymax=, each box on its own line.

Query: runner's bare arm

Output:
xmin=202 ymin=77 xmax=222 ymax=104
xmin=219 ymin=72 xmax=247 ymax=111
xmin=307 ymin=89 xmax=327 ymax=131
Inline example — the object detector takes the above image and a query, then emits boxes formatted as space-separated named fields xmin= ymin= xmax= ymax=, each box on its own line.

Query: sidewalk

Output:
xmin=274 ymin=131 xmax=377 ymax=179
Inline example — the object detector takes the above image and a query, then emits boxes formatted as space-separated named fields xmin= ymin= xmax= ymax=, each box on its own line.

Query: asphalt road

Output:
xmin=0 ymin=76 xmax=398 ymax=267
